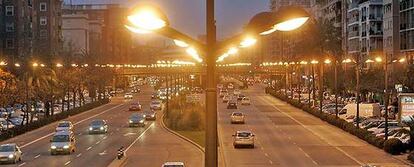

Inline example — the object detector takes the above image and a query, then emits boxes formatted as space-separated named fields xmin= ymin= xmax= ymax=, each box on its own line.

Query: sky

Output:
xmin=65 ymin=0 xmax=270 ymax=40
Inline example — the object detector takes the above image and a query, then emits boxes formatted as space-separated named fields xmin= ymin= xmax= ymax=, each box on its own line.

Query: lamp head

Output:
xmin=126 ymin=4 xmax=169 ymax=33
xmin=273 ymin=6 xmax=310 ymax=31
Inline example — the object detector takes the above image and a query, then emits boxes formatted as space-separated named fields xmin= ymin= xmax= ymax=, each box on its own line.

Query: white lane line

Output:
xmin=103 ymin=136 xmax=107 ymax=140
xmin=34 ymin=154 xmax=40 ymax=159
xmin=269 ymin=160 xmax=273 ymax=164
xmin=18 ymin=162 xmax=26 ymax=167
xmin=64 ymin=161 xmax=71 ymax=166
xmin=20 ymin=104 xmax=123 ymax=148
xmin=86 ymin=146 xmax=92 ymax=151
xmin=76 ymin=153 xmax=82 ymax=157
xmin=265 ymin=96 xmax=362 ymax=165
xmin=125 ymin=123 xmax=154 ymax=152
xmin=264 ymin=153 xmax=269 ymax=157
xmin=96 ymin=141 xmax=101 ymax=145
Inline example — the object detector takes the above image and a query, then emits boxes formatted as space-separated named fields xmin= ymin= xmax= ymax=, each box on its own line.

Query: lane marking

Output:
xmin=86 ymin=146 xmax=92 ymax=151
xmin=64 ymin=161 xmax=71 ymax=166
xmin=263 ymin=96 xmax=363 ymax=165
xmin=34 ymin=154 xmax=40 ymax=159
xmin=20 ymin=104 xmax=123 ymax=148
xmin=96 ymin=141 xmax=101 ymax=145
xmin=269 ymin=160 xmax=273 ymax=164
xmin=76 ymin=153 xmax=82 ymax=157
xmin=125 ymin=123 xmax=154 ymax=152
xmin=98 ymin=150 xmax=107 ymax=156
xmin=103 ymin=136 xmax=107 ymax=140
xmin=18 ymin=162 xmax=26 ymax=167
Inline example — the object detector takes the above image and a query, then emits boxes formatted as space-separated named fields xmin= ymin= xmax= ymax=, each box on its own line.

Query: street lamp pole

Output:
xmin=356 ymin=55 xmax=361 ymax=128
xmin=384 ymin=54 xmax=389 ymax=139
xmin=205 ymin=0 xmax=218 ymax=166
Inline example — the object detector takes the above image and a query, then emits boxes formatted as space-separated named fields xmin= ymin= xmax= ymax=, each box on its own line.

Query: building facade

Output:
xmin=33 ymin=0 xmax=63 ymax=62
xmin=383 ymin=0 xmax=400 ymax=60
xmin=0 ymin=0 xmax=35 ymax=63
xmin=62 ymin=13 xmax=89 ymax=57
xmin=400 ymin=0 xmax=414 ymax=56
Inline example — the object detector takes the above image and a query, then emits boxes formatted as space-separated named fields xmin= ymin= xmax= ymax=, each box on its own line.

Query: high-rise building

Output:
xmin=383 ymin=0 xmax=400 ymax=60
xmin=33 ymin=0 xmax=63 ymax=62
xmin=0 ymin=0 xmax=35 ymax=63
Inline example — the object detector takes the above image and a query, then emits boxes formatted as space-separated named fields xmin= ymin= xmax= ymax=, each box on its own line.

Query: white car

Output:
xmin=124 ymin=93 xmax=133 ymax=99
xmin=55 ymin=121 xmax=74 ymax=132
xmin=162 ymin=162 xmax=185 ymax=167
xmin=231 ymin=112 xmax=245 ymax=124
xmin=222 ymin=95 xmax=231 ymax=103
xmin=233 ymin=131 xmax=255 ymax=148
xmin=367 ymin=122 xmax=400 ymax=134
xmin=241 ymin=97 xmax=251 ymax=105
xmin=233 ymin=89 xmax=241 ymax=95
xmin=150 ymin=100 xmax=162 ymax=110
xmin=0 ymin=143 xmax=22 ymax=164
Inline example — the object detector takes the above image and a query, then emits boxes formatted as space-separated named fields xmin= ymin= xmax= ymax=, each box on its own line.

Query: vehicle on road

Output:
xmin=241 ymin=97 xmax=251 ymax=105
xmin=88 ymin=119 xmax=108 ymax=134
xmin=128 ymin=113 xmax=146 ymax=127
xmin=219 ymin=89 xmax=228 ymax=97
xmin=233 ymin=89 xmax=241 ymax=96
xmin=233 ymin=131 xmax=255 ymax=148
xmin=0 ymin=144 xmax=22 ymax=164
xmin=162 ymin=162 xmax=185 ymax=167
xmin=237 ymin=94 xmax=245 ymax=101
xmin=150 ymin=100 xmax=162 ymax=110
xmin=231 ymin=112 xmax=245 ymax=124
xmin=227 ymin=100 xmax=238 ymax=109
xmin=131 ymin=88 xmax=141 ymax=93
xmin=55 ymin=121 xmax=73 ymax=132
xmin=129 ymin=101 xmax=142 ymax=111
xmin=143 ymin=110 xmax=156 ymax=120
xmin=50 ymin=130 xmax=76 ymax=155
xmin=124 ymin=93 xmax=133 ymax=99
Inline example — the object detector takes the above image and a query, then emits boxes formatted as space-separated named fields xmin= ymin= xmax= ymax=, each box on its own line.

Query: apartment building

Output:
xmin=0 ymin=0 xmax=35 ymax=62
xmin=33 ymin=0 xmax=63 ymax=62
xmin=383 ymin=0 xmax=400 ymax=60
xmin=400 ymin=0 xmax=414 ymax=57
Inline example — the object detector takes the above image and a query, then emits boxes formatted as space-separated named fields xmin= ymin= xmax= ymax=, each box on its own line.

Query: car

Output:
xmin=233 ymin=131 xmax=255 ymax=148
xmin=128 ymin=113 xmax=146 ymax=127
xmin=227 ymin=101 xmax=238 ymax=109
xmin=222 ymin=95 xmax=231 ymax=103
xmin=227 ymin=84 xmax=234 ymax=89
xmin=162 ymin=162 xmax=185 ymax=167
xmin=150 ymin=100 xmax=162 ymax=110
xmin=367 ymin=122 xmax=400 ymax=134
xmin=143 ymin=110 xmax=156 ymax=120
xmin=129 ymin=102 xmax=142 ymax=111
xmin=0 ymin=144 xmax=22 ymax=164
xmin=88 ymin=120 xmax=108 ymax=134
xmin=219 ymin=89 xmax=228 ymax=97
xmin=55 ymin=121 xmax=74 ymax=132
xmin=50 ymin=131 xmax=76 ymax=155
xmin=233 ymin=89 xmax=241 ymax=96
xmin=124 ymin=93 xmax=133 ymax=99
xmin=241 ymin=97 xmax=250 ymax=105
xmin=231 ymin=112 xmax=245 ymax=124
xmin=236 ymin=94 xmax=245 ymax=101
xmin=151 ymin=93 xmax=159 ymax=99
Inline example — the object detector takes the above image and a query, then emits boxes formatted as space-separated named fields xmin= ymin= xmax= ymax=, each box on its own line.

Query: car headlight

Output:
xmin=100 ymin=127 xmax=104 ymax=130
xmin=8 ymin=154 xmax=14 ymax=159
xmin=129 ymin=120 xmax=133 ymax=123
xmin=151 ymin=114 xmax=155 ymax=117
xmin=143 ymin=115 xmax=146 ymax=117
xmin=63 ymin=145 xmax=70 ymax=149
xmin=89 ymin=127 xmax=93 ymax=131
xmin=139 ymin=120 xmax=144 ymax=123
xmin=51 ymin=145 xmax=56 ymax=149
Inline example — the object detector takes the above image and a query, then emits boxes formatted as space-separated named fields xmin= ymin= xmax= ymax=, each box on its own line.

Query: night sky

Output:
xmin=64 ymin=0 xmax=269 ymax=39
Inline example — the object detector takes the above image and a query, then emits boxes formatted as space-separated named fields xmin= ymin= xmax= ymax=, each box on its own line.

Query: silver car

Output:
xmin=128 ymin=114 xmax=146 ymax=127
xmin=50 ymin=131 xmax=76 ymax=155
xmin=55 ymin=121 xmax=74 ymax=132
xmin=0 ymin=144 xmax=22 ymax=164
xmin=231 ymin=112 xmax=245 ymax=124
xmin=233 ymin=131 xmax=255 ymax=148
xmin=88 ymin=119 xmax=108 ymax=134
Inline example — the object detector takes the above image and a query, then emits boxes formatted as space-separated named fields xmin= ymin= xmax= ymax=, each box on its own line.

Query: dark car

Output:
xmin=227 ymin=101 xmax=238 ymax=109
xmin=128 ymin=114 xmax=145 ymax=127
xmin=237 ymin=94 xmax=245 ymax=101
xmin=129 ymin=102 xmax=142 ymax=111
xmin=88 ymin=119 xmax=108 ymax=134
xmin=143 ymin=110 xmax=156 ymax=120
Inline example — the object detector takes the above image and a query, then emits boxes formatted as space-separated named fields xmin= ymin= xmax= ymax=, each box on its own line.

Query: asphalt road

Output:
xmin=218 ymin=85 xmax=409 ymax=167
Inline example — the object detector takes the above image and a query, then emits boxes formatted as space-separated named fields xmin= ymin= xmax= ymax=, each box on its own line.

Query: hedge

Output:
xmin=0 ymin=99 xmax=110 ymax=142
xmin=265 ymin=88 xmax=386 ymax=149
xmin=384 ymin=138 xmax=404 ymax=155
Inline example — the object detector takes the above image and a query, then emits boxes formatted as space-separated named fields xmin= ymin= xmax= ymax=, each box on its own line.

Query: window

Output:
xmin=40 ymin=17 xmax=47 ymax=25
xmin=40 ymin=2 xmax=47 ymax=11
xmin=28 ymin=0 xmax=33 ymax=7
xmin=5 ymin=23 xmax=15 ymax=32
xmin=40 ymin=30 xmax=48 ymax=39
xmin=5 ymin=6 xmax=14 ymax=16
xmin=6 ymin=39 xmax=14 ymax=49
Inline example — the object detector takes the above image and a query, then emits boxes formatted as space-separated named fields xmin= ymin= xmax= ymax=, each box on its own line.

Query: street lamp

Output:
xmin=125 ymin=3 xmax=309 ymax=167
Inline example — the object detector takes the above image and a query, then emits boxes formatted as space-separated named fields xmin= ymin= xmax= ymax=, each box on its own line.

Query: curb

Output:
xmin=160 ymin=113 xmax=205 ymax=153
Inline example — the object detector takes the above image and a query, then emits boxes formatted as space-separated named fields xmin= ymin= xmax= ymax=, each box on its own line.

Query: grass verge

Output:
xmin=176 ymin=130 xmax=205 ymax=148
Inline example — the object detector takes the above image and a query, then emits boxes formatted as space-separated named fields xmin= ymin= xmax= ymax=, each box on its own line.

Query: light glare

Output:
xmin=173 ymin=40 xmax=189 ymax=48
xmin=240 ymin=37 xmax=257 ymax=48
xmin=274 ymin=17 xmax=309 ymax=31
xmin=127 ymin=9 xmax=166 ymax=30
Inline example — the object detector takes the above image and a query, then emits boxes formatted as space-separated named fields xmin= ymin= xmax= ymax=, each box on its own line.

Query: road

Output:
xmin=0 ymin=86 xmax=202 ymax=167
xmin=218 ymin=85 xmax=409 ymax=167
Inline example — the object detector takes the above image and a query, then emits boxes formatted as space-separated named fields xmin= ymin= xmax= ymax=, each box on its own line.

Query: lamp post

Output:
xmin=125 ymin=4 xmax=309 ymax=167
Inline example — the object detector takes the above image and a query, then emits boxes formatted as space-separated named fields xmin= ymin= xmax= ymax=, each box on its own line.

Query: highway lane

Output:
xmin=0 ymin=86 xmax=155 ymax=167
xmin=218 ymin=85 xmax=408 ymax=167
